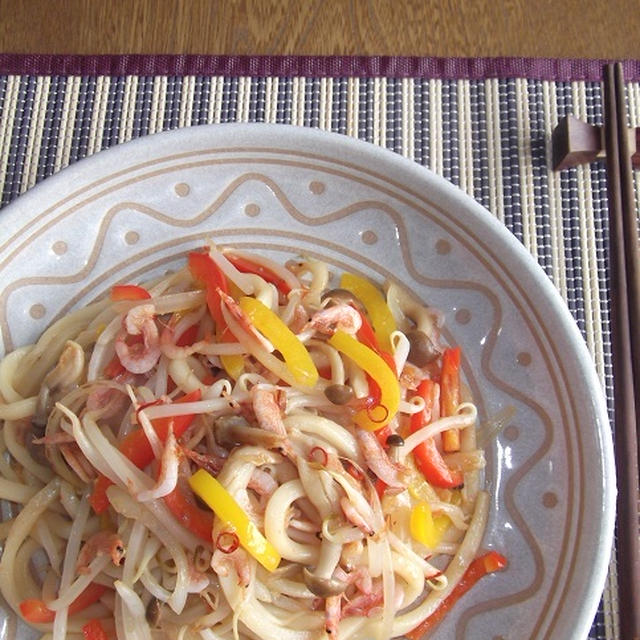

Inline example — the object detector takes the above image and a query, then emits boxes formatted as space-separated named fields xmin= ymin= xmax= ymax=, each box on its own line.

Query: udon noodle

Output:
xmin=0 ymin=243 xmax=504 ymax=640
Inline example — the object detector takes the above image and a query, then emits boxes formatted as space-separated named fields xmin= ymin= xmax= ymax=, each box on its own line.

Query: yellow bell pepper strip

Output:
xmin=328 ymin=330 xmax=399 ymax=430
xmin=350 ymin=310 xmax=396 ymax=443
xmin=409 ymin=501 xmax=450 ymax=549
xmin=188 ymin=469 xmax=281 ymax=571
xmin=340 ymin=272 xmax=397 ymax=353
xmin=218 ymin=340 xmax=245 ymax=379
xmin=406 ymin=550 xmax=508 ymax=639
xmin=187 ymin=251 xmax=244 ymax=379
xmin=440 ymin=346 xmax=462 ymax=452
xmin=238 ymin=296 xmax=319 ymax=388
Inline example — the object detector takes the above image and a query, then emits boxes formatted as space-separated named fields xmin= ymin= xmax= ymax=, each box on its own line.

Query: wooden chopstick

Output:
xmin=612 ymin=64 xmax=640 ymax=439
xmin=602 ymin=62 xmax=640 ymax=640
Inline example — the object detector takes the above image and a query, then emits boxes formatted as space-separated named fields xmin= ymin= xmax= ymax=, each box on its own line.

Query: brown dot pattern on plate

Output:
xmin=52 ymin=240 xmax=68 ymax=255
xmin=493 ymin=636 xmax=507 ymax=640
xmin=244 ymin=203 xmax=261 ymax=217
xmin=361 ymin=230 xmax=378 ymax=245
xmin=455 ymin=308 xmax=471 ymax=324
xmin=309 ymin=180 xmax=325 ymax=194
xmin=516 ymin=351 xmax=532 ymax=366
xmin=174 ymin=182 xmax=190 ymax=197
xmin=435 ymin=238 xmax=451 ymax=254
xmin=542 ymin=492 xmax=558 ymax=508
xmin=503 ymin=425 xmax=519 ymax=441
xmin=29 ymin=304 xmax=46 ymax=319
xmin=125 ymin=231 xmax=140 ymax=245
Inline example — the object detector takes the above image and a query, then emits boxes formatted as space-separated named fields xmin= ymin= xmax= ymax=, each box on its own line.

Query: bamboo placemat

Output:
xmin=1 ymin=54 xmax=638 ymax=640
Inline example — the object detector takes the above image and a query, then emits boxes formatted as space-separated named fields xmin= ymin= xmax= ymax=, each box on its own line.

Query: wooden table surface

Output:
xmin=0 ymin=0 xmax=638 ymax=60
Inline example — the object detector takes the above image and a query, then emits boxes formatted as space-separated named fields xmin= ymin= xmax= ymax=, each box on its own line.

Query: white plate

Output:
xmin=0 ymin=123 xmax=615 ymax=639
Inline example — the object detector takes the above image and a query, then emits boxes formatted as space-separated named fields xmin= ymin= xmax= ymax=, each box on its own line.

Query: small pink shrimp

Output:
xmin=32 ymin=432 xmax=76 ymax=446
xmin=354 ymin=429 xmax=406 ymax=489
xmin=334 ymin=565 xmax=373 ymax=595
xmin=288 ymin=304 xmax=309 ymax=334
xmin=60 ymin=443 xmax=96 ymax=483
xmin=86 ymin=385 xmax=129 ymax=419
xmin=340 ymin=496 xmax=374 ymax=536
xmin=182 ymin=446 xmax=227 ymax=475
xmin=114 ymin=304 xmax=161 ymax=374
xmin=136 ymin=431 xmax=180 ymax=502
xmin=211 ymin=546 xmax=251 ymax=588
xmin=159 ymin=323 xmax=191 ymax=360
xmin=76 ymin=531 xmax=125 ymax=574
xmin=218 ymin=290 xmax=274 ymax=351
xmin=159 ymin=308 xmax=207 ymax=360
xmin=248 ymin=468 xmax=278 ymax=507
xmin=86 ymin=386 xmax=114 ymax=411
xmin=340 ymin=588 xmax=383 ymax=618
xmin=325 ymin=594 xmax=342 ymax=637
xmin=186 ymin=565 xmax=210 ymax=594
xmin=400 ymin=362 xmax=425 ymax=392
xmin=250 ymin=385 xmax=287 ymax=437
xmin=304 ymin=304 xmax=362 ymax=336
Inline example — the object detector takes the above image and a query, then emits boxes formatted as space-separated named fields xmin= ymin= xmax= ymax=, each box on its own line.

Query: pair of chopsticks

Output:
xmin=602 ymin=62 xmax=640 ymax=640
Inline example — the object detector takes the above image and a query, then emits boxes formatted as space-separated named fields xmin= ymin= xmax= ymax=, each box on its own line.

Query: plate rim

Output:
xmin=0 ymin=122 xmax=616 ymax=639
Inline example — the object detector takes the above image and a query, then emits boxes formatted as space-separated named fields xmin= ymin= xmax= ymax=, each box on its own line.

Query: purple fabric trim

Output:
xmin=1 ymin=53 xmax=640 ymax=81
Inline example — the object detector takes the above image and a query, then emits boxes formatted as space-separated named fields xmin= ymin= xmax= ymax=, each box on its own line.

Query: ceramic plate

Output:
xmin=0 ymin=124 xmax=615 ymax=639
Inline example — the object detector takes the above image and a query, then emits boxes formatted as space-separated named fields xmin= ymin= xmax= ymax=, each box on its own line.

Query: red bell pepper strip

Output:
xmin=317 ymin=364 xmax=333 ymax=380
xmin=374 ymin=424 xmax=392 ymax=447
xmin=410 ymin=379 xmax=463 ymax=489
xmin=188 ymin=251 xmax=244 ymax=379
xmin=225 ymin=253 xmax=292 ymax=295
xmin=89 ymin=479 xmax=113 ymax=516
xmin=374 ymin=476 xmax=387 ymax=499
xmin=89 ymin=389 xmax=202 ymax=513
xmin=340 ymin=272 xmax=397 ymax=353
xmin=405 ymin=551 xmax=507 ymax=639
xmin=82 ymin=619 xmax=110 ymax=640
xmin=20 ymin=583 xmax=108 ymax=624
xmin=440 ymin=346 xmax=462 ymax=452
xmin=188 ymin=251 xmax=228 ymax=328
xmin=119 ymin=390 xmax=202 ymax=461
xmin=416 ymin=437 xmax=463 ymax=488
xmin=355 ymin=310 xmax=396 ymax=375
xmin=110 ymin=284 xmax=151 ymax=301
xmin=163 ymin=479 xmax=214 ymax=543
xmin=103 ymin=355 xmax=125 ymax=380
xmin=175 ymin=323 xmax=199 ymax=347
xmin=353 ymin=311 xmax=397 ymax=437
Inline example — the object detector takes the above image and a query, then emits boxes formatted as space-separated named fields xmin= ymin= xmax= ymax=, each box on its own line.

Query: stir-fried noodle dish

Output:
xmin=0 ymin=243 xmax=507 ymax=640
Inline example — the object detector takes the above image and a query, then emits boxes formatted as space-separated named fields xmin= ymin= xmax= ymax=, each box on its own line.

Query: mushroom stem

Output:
xmin=302 ymin=539 xmax=346 ymax=598
xmin=316 ymin=539 xmax=342 ymax=579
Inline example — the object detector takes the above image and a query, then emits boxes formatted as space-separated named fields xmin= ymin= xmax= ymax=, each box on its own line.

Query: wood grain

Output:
xmin=0 ymin=0 xmax=639 ymax=59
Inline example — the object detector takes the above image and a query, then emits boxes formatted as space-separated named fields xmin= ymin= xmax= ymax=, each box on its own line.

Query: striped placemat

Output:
xmin=0 ymin=54 xmax=637 ymax=640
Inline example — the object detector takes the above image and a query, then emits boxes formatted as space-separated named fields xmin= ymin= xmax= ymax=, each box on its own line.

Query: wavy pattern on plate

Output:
xmin=0 ymin=167 xmax=567 ymax=637
xmin=0 ymin=129 xmax=610 ymax=640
